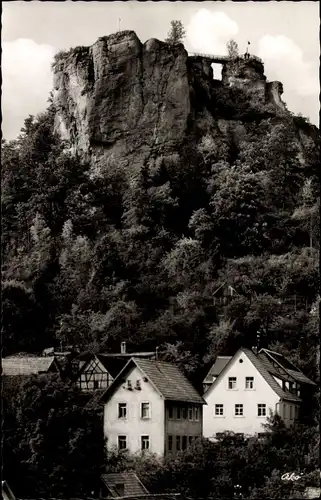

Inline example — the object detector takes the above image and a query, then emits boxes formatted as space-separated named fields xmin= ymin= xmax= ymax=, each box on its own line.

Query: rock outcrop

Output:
xmin=52 ymin=31 xmax=316 ymax=172
xmin=53 ymin=31 xmax=190 ymax=171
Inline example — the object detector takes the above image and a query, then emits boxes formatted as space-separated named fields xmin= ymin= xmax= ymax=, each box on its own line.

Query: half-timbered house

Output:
xmin=75 ymin=342 xmax=156 ymax=392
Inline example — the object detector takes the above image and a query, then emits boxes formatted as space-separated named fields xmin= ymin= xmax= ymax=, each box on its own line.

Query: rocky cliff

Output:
xmin=52 ymin=30 xmax=317 ymax=173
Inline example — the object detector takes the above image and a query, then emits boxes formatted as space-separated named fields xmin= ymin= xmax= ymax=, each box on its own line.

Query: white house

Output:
xmin=203 ymin=347 xmax=316 ymax=440
xmin=101 ymin=357 xmax=206 ymax=457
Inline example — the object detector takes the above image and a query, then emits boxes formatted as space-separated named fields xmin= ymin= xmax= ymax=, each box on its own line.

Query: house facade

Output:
xmin=203 ymin=347 xmax=315 ymax=440
xmin=102 ymin=358 xmax=205 ymax=457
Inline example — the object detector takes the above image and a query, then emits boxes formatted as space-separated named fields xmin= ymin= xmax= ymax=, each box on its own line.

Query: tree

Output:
xmin=165 ymin=20 xmax=186 ymax=45
xmin=2 ymin=375 xmax=105 ymax=498
xmin=1 ymin=280 xmax=42 ymax=355
xmin=227 ymin=39 xmax=239 ymax=58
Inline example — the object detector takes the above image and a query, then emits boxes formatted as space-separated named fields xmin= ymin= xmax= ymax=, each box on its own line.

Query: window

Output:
xmin=93 ymin=380 xmax=99 ymax=389
xmin=257 ymin=404 xmax=266 ymax=417
xmin=245 ymin=377 xmax=254 ymax=389
xmin=176 ymin=407 xmax=181 ymax=420
xmin=118 ymin=403 xmax=127 ymax=419
xmin=182 ymin=407 xmax=187 ymax=420
xmin=188 ymin=436 xmax=193 ymax=446
xmin=127 ymin=380 xmax=132 ymax=390
xmin=168 ymin=435 xmax=173 ymax=451
xmin=182 ymin=436 xmax=187 ymax=450
xmin=115 ymin=484 xmax=125 ymax=497
xmin=289 ymin=405 xmax=293 ymax=420
xmin=188 ymin=407 xmax=193 ymax=421
xmin=176 ymin=436 xmax=181 ymax=451
xmin=168 ymin=406 xmax=174 ymax=419
xmin=118 ymin=435 xmax=127 ymax=450
xmin=215 ymin=404 xmax=224 ymax=416
xmin=141 ymin=402 xmax=150 ymax=419
xmin=135 ymin=379 xmax=141 ymax=390
xmin=194 ymin=407 xmax=200 ymax=421
xmin=141 ymin=435 xmax=150 ymax=450
xmin=228 ymin=377 xmax=237 ymax=389
xmin=235 ymin=404 xmax=243 ymax=416
xmin=294 ymin=406 xmax=299 ymax=418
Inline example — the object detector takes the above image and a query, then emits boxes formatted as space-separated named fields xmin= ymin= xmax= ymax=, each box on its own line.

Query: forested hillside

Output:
xmin=2 ymin=102 xmax=319 ymax=380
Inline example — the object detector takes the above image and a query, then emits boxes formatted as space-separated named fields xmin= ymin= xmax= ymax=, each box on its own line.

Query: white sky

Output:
xmin=2 ymin=1 xmax=319 ymax=140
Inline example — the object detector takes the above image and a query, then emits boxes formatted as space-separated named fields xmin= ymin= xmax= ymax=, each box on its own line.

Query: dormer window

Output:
xmin=127 ymin=380 xmax=132 ymax=390
xmin=115 ymin=483 xmax=125 ymax=497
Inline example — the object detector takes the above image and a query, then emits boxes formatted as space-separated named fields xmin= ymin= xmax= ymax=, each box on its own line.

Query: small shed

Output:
xmin=1 ymin=355 xmax=59 ymax=376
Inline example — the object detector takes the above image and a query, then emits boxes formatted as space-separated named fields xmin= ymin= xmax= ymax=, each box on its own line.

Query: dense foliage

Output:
xmin=1 ymin=85 xmax=319 ymax=497
xmin=2 ymin=107 xmax=319 ymax=373
xmin=2 ymin=374 xmax=105 ymax=497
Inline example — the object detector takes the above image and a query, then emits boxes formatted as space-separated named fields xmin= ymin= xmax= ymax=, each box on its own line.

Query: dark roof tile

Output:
xmin=134 ymin=358 xmax=206 ymax=404
xmin=102 ymin=358 xmax=205 ymax=405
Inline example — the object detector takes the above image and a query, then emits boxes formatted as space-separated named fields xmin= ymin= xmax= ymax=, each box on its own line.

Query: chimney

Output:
xmin=252 ymin=346 xmax=258 ymax=355
xmin=121 ymin=341 xmax=126 ymax=354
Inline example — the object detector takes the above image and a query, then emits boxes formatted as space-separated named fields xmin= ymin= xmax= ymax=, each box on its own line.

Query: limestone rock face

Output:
xmin=52 ymin=31 xmax=317 ymax=172
xmin=53 ymin=31 xmax=190 ymax=171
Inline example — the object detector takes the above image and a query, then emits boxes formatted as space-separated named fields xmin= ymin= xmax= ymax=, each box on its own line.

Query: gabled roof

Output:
xmin=2 ymin=356 xmax=58 ymax=376
xmin=203 ymin=348 xmax=302 ymax=403
xmin=101 ymin=358 xmax=206 ymax=405
xmin=203 ymin=356 xmax=232 ymax=384
xmin=243 ymin=349 xmax=301 ymax=403
xmin=101 ymin=472 xmax=148 ymax=497
xmin=75 ymin=352 xmax=156 ymax=380
xmin=259 ymin=349 xmax=316 ymax=386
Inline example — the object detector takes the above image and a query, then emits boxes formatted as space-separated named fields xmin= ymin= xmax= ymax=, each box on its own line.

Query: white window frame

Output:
xmin=188 ymin=407 xmax=193 ymax=421
xmin=118 ymin=435 xmax=127 ymax=450
xmin=194 ymin=406 xmax=200 ymax=421
xmin=215 ymin=404 xmax=224 ymax=416
xmin=228 ymin=377 xmax=237 ymax=390
xmin=234 ymin=404 xmax=243 ymax=416
xmin=118 ymin=402 xmax=127 ymax=419
xmin=257 ymin=403 xmax=266 ymax=417
xmin=141 ymin=435 xmax=150 ymax=451
xmin=245 ymin=377 xmax=254 ymax=389
xmin=141 ymin=402 xmax=151 ymax=420
xmin=176 ymin=407 xmax=182 ymax=420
